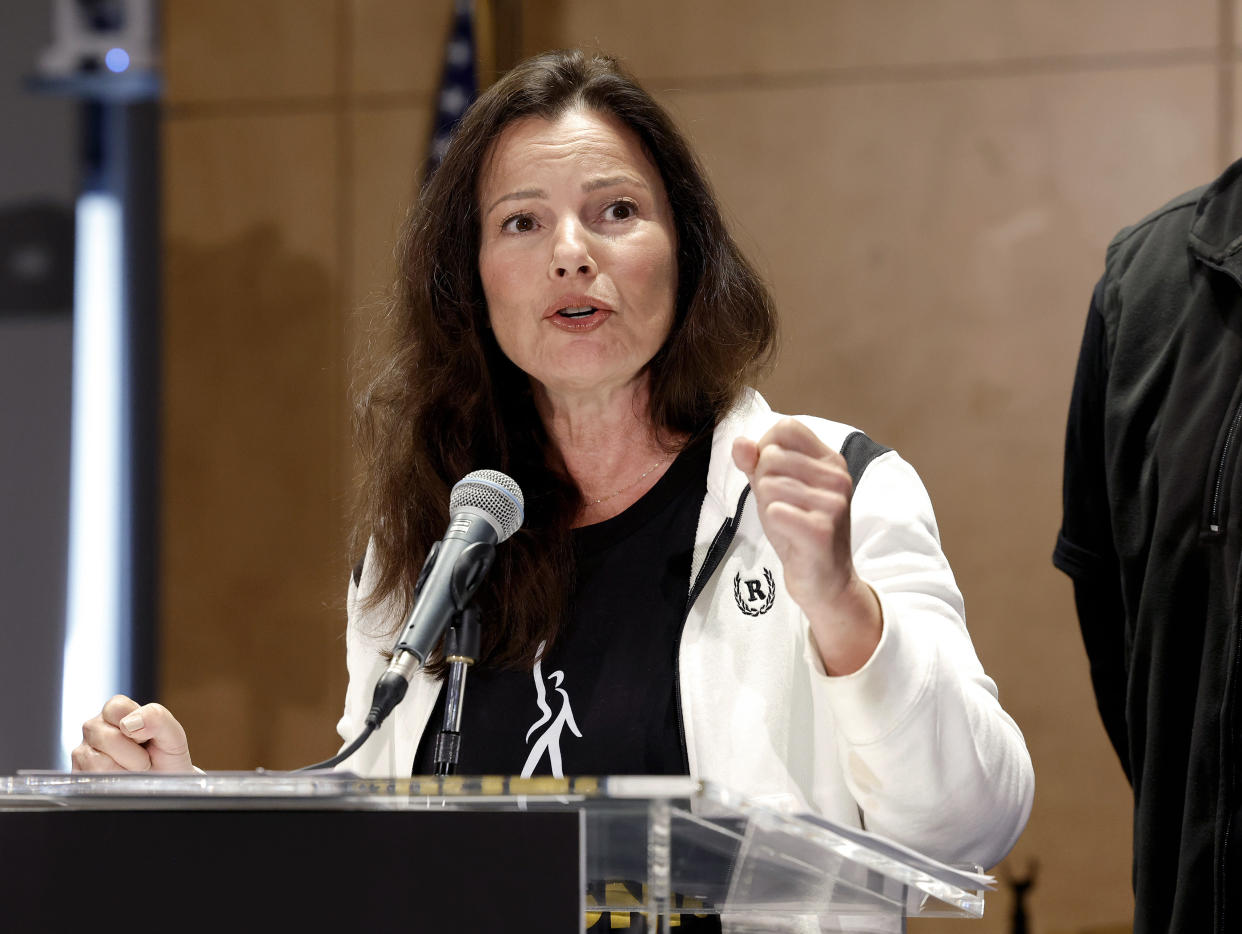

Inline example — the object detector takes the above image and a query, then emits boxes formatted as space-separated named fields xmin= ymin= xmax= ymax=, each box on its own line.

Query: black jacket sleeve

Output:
xmin=1054 ymin=277 xmax=1132 ymax=783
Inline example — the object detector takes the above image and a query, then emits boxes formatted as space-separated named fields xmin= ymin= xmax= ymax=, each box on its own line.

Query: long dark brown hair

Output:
xmin=354 ymin=49 xmax=777 ymax=671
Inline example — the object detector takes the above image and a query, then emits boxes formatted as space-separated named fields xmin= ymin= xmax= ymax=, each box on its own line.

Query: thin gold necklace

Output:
xmin=586 ymin=455 xmax=671 ymax=506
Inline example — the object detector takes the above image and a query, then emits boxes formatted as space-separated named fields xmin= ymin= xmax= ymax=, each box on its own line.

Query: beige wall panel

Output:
xmin=349 ymin=0 xmax=456 ymax=96
xmin=163 ymin=0 xmax=339 ymax=104
xmin=550 ymin=0 xmax=1215 ymax=79
xmin=661 ymin=64 xmax=1218 ymax=931
xmin=164 ymin=116 xmax=340 ymax=267
xmin=1231 ymin=63 xmax=1242 ymax=158
xmin=349 ymin=107 xmax=429 ymax=334
xmin=161 ymin=112 xmax=349 ymax=769
xmin=346 ymin=104 xmax=433 ymax=482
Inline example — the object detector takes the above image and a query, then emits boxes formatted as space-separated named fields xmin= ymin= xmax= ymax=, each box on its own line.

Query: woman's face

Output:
xmin=477 ymin=108 xmax=678 ymax=401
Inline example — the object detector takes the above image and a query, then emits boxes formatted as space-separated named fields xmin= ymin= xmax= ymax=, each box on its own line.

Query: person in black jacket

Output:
xmin=1055 ymin=160 xmax=1242 ymax=934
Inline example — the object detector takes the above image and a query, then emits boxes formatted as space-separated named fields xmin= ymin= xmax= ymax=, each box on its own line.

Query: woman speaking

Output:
xmin=73 ymin=49 xmax=1033 ymax=873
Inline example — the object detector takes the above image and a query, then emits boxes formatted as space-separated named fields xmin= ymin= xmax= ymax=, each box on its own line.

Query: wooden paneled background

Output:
xmin=158 ymin=2 xmax=1239 ymax=931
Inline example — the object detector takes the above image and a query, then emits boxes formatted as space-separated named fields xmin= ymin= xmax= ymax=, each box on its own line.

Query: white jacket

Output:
xmin=335 ymin=389 xmax=1034 ymax=870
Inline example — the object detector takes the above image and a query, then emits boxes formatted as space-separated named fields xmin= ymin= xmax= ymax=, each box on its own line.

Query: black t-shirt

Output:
xmin=412 ymin=434 xmax=711 ymax=777
xmin=412 ymin=435 xmax=725 ymax=932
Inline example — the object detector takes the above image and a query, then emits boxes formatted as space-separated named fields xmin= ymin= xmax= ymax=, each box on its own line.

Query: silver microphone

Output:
xmin=365 ymin=470 xmax=524 ymax=728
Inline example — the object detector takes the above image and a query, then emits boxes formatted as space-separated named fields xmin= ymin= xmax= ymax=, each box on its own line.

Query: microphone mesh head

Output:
xmin=450 ymin=470 xmax=525 ymax=542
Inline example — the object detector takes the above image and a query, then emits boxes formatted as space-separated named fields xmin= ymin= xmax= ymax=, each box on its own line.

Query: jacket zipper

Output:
xmin=1210 ymin=400 xmax=1242 ymax=532
xmin=673 ymin=486 xmax=751 ymax=774
xmin=1184 ymin=254 xmax=1241 ymax=932
xmin=1172 ymin=258 xmax=1242 ymax=931
xmin=1221 ymin=790 xmax=1232 ymax=934
xmin=1219 ymin=614 xmax=1242 ymax=933
xmin=1198 ymin=253 xmax=1242 ymax=535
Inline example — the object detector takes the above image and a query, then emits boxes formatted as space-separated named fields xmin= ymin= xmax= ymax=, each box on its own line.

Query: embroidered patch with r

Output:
xmin=734 ymin=569 xmax=776 ymax=616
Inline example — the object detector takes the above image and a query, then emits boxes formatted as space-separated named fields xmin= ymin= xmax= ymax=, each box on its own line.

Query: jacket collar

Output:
xmin=1189 ymin=157 xmax=1242 ymax=278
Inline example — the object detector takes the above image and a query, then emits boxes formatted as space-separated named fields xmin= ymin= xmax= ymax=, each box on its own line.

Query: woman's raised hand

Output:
xmin=72 ymin=694 xmax=194 ymax=772
xmin=732 ymin=418 xmax=882 ymax=675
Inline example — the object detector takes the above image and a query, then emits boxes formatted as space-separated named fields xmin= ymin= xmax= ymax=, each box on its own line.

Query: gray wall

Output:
xmin=0 ymin=0 xmax=78 ymax=772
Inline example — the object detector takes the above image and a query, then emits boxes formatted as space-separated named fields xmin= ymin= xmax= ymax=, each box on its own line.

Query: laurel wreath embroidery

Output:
xmin=733 ymin=569 xmax=776 ymax=616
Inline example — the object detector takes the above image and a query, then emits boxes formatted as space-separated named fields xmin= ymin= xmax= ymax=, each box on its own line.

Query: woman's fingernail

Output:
xmin=121 ymin=712 xmax=144 ymax=734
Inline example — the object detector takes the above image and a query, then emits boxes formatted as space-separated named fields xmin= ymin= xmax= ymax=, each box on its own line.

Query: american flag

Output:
xmin=426 ymin=0 xmax=478 ymax=178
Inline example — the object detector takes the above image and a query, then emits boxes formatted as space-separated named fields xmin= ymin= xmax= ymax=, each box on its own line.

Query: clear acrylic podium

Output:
xmin=0 ymin=772 xmax=991 ymax=932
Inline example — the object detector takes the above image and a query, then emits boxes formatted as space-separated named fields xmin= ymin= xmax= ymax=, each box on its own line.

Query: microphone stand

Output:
xmin=433 ymin=603 xmax=481 ymax=776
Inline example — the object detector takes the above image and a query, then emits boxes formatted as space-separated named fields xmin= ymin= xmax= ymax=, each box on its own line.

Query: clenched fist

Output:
xmin=72 ymin=695 xmax=194 ymax=772
xmin=733 ymin=418 xmax=882 ymax=675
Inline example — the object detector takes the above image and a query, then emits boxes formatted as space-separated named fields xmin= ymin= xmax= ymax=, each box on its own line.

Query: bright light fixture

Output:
xmin=61 ymin=191 xmax=127 ymax=768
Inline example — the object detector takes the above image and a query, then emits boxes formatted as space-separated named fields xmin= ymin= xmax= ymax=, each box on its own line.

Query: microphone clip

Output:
xmin=449 ymin=541 xmax=495 ymax=612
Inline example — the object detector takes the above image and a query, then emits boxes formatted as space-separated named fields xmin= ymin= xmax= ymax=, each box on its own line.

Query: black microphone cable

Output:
xmin=293 ymin=674 xmax=409 ymax=771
